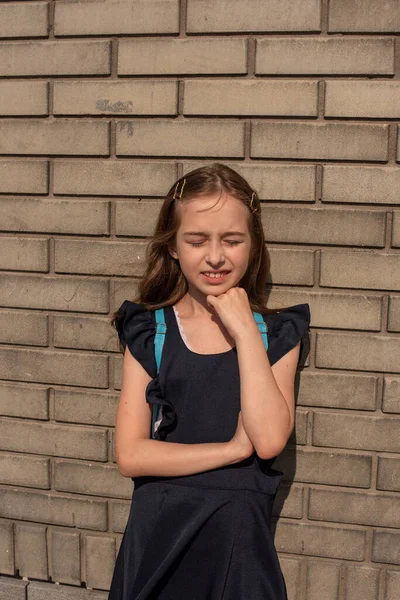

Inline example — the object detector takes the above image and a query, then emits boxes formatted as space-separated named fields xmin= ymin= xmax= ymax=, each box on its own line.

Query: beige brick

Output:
xmin=0 ymin=120 xmax=109 ymax=156
xmin=275 ymin=521 xmax=366 ymax=561
xmin=280 ymin=558 xmax=301 ymax=600
xmin=309 ymin=487 xmax=400 ymax=528
xmin=0 ymin=40 xmax=110 ymax=77
xmin=297 ymin=371 xmax=378 ymax=411
xmin=0 ymin=578 xmax=27 ymax=600
xmin=326 ymin=81 xmax=400 ymax=118
xmin=320 ymin=251 xmax=400 ymax=291
xmin=256 ymin=37 xmax=394 ymax=75
xmin=0 ymin=81 xmax=47 ymax=116
xmin=377 ymin=456 xmax=400 ymax=492
xmin=112 ymin=281 xmax=139 ymax=313
xmin=184 ymin=80 xmax=317 ymax=117
xmin=273 ymin=484 xmax=304 ymax=519
xmin=292 ymin=409 xmax=308 ymax=446
xmin=55 ymin=461 xmax=133 ymax=499
xmin=187 ymin=0 xmax=321 ymax=33
xmin=0 ymin=453 xmax=50 ymax=489
xmin=0 ymin=488 xmax=107 ymax=530
xmin=306 ymin=561 xmax=340 ymax=600
xmin=268 ymin=248 xmax=315 ymax=286
xmin=0 ymin=274 xmax=109 ymax=313
xmin=16 ymin=524 xmax=47 ymax=580
xmin=383 ymin=377 xmax=400 ymax=414
xmin=386 ymin=571 xmax=400 ymax=600
xmin=313 ymin=411 xmax=400 ymax=453
xmin=55 ymin=240 xmax=146 ymax=277
xmin=116 ymin=120 xmax=244 ymax=158
xmin=0 ymin=419 xmax=108 ymax=461
xmin=317 ymin=332 xmax=400 ymax=373
xmin=53 ymin=160 xmax=176 ymax=197
xmin=0 ymin=2 xmax=48 ymax=38
xmin=54 ymin=80 xmax=177 ymax=116
xmin=118 ymin=38 xmax=246 ymax=75
xmin=0 ymin=310 xmax=48 ymax=346
xmin=0 ymin=347 xmax=108 ymax=387
xmin=110 ymin=501 xmax=129 ymax=533
xmin=388 ymin=296 xmax=400 ymax=332
xmin=54 ymin=315 xmax=118 ymax=352
xmin=0 ymin=160 xmax=48 ymax=194
xmin=329 ymin=0 xmax=400 ymax=32
xmin=262 ymin=207 xmax=385 ymax=247
xmin=55 ymin=0 xmax=178 ymax=35
xmin=54 ymin=390 xmax=118 ymax=427
xmin=372 ymin=531 xmax=400 ymax=565
xmin=344 ymin=566 xmax=380 ymax=600
xmin=113 ymin=355 xmax=123 ymax=391
xmin=51 ymin=529 xmax=81 ymax=586
xmin=322 ymin=165 xmax=400 ymax=205
xmin=84 ymin=536 xmax=115 ymax=591
xmin=268 ymin=290 xmax=382 ymax=331
xmin=0 ymin=198 xmax=109 ymax=235
xmin=28 ymin=581 xmax=108 ymax=600
xmin=184 ymin=162 xmax=316 ymax=202
xmin=115 ymin=199 xmax=161 ymax=237
xmin=0 ymin=383 xmax=49 ymax=420
xmin=0 ymin=237 xmax=48 ymax=272
xmin=0 ymin=520 xmax=14 ymax=575
xmin=275 ymin=447 xmax=372 ymax=488
xmin=393 ymin=211 xmax=400 ymax=247
xmin=251 ymin=122 xmax=388 ymax=161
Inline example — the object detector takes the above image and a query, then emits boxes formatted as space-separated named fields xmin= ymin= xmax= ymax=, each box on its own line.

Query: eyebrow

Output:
xmin=183 ymin=231 xmax=246 ymax=237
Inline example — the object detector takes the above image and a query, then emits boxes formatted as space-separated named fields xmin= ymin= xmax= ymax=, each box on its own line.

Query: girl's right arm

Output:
xmin=115 ymin=348 xmax=252 ymax=478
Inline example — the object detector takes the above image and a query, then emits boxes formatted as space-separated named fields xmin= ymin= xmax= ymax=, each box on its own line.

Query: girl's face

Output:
xmin=170 ymin=193 xmax=253 ymax=299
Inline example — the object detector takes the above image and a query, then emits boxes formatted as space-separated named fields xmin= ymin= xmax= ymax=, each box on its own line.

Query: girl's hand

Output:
xmin=230 ymin=411 xmax=254 ymax=460
xmin=206 ymin=287 xmax=256 ymax=340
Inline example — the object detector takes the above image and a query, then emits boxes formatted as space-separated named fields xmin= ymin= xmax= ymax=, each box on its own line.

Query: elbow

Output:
xmin=116 ymin=449 xmax=140 ymax=479
xmin=254 ymin=431 xmax=292 ymax=461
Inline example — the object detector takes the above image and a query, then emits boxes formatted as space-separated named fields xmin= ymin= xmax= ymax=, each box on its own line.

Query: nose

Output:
xmin=205 ymin=240 xmax=226 ymax=267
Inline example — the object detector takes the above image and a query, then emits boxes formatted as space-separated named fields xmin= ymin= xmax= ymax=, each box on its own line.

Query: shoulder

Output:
xmin=115 ymin=300 xmax=157 ymax=379
xmin=264 ymin=303 xmax=310 ymax=366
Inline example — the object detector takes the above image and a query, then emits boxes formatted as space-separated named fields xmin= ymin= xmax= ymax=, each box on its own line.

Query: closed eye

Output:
xmin=190 ymin=241 xmax=241 ymax=247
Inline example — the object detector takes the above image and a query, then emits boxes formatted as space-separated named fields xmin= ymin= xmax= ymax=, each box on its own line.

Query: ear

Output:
xmin=168 ymin=246 xmax=178 ymax=260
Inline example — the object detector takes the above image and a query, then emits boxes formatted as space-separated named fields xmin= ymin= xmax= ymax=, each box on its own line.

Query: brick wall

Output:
xmin=0 ymin=1 xmax=399 ymax=599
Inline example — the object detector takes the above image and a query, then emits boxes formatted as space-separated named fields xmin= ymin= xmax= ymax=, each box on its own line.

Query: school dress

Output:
xmin=108 ymin=300 xmax=310 ymax=600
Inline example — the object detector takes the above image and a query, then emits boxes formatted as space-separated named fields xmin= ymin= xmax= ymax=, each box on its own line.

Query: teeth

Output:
xmin=204 ymin=272 xmax=227 ymax=278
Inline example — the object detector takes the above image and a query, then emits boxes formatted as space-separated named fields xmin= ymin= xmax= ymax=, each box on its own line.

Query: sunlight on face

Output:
xmin=171 ymin=193 xmax=252 ymax=298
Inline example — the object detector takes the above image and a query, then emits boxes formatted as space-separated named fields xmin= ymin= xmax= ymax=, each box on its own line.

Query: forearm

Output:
xmin=236 ymin=325 xmax=292 ymax=457
xmin=118 ymin=438 xmax=245 ymax=478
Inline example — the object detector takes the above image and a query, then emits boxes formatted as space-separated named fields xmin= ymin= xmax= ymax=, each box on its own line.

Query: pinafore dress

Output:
xmin=108 ymin=301 xmax=310 ymax=600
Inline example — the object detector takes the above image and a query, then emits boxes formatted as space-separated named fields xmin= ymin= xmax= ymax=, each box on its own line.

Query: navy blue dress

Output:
xmin=108 ymin=301 xmax=310 ymax=600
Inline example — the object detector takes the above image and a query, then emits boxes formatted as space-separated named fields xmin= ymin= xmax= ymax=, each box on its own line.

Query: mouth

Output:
xmin=201 ymin=271 xmax=231 ymax=283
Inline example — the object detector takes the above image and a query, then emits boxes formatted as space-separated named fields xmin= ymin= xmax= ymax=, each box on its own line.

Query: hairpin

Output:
xmin=249 ymin=191 xmax=258 ymax=213
xmin=173 ymin=178 xmax=186 ymax=201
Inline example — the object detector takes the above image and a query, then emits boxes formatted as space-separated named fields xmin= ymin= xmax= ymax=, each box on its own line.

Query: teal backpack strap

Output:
xmin=252 ymin=311 xmax=268 ymax=351
xmin=152 ymin=308 xmax=166 ymax=438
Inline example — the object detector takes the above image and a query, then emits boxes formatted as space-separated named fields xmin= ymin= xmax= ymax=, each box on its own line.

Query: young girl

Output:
xmin=108 ymin=163 xmax=310 ymax=600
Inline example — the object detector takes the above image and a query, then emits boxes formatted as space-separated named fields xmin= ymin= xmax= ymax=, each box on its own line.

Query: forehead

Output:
xmin=177 ymin=193 xmax=249 ymax=230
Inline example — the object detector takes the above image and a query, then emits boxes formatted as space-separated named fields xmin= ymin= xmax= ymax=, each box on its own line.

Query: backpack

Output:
xmin=151 ymin=307 xmax=269 ymax=439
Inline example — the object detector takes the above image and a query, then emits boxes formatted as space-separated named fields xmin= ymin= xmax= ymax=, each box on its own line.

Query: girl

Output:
xmin=108 ymin=163 xmax=310 ymax=600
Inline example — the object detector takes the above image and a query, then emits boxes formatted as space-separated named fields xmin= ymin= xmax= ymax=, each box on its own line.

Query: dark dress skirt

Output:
xmin=108 ymin=301 xmax=310 ymax=600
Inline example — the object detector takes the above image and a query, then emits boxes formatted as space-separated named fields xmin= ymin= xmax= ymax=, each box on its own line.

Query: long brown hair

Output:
xmin=113 ymin=163 xmax=274 ymax=325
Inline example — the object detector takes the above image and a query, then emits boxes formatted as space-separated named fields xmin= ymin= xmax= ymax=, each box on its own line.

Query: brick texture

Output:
xmin=1 ymin=0 xmax=399 ymax=597
xmin=256 ymin=37 xmax=394 ymax=75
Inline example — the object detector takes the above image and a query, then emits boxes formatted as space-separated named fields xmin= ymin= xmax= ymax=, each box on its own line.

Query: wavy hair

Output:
xmin=113 ymin=163 xmax=274 ymax=325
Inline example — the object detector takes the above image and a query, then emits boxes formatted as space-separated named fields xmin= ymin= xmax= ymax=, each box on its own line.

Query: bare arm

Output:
xmin=115 ymin=348 xmax=252 ymax=478
xmin=235 ymin=323 xmax=300 ymax=460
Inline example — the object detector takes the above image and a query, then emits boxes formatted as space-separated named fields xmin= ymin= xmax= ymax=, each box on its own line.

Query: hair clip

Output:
xmin=173 ymin=178 xmax=186 ymax=201
xmin=249 ymin=191 xmax=258 ymax=213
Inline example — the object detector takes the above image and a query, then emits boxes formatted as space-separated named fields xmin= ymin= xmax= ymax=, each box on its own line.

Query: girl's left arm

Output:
xmin=235 ymin=324 xmax=300 ymax=460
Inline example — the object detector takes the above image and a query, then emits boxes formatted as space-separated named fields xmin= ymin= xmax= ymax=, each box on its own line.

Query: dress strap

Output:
xmin=252 ymin=311 xmax=269 ymax=351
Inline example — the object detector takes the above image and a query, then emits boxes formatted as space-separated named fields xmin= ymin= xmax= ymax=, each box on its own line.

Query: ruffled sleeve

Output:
xmin=265 ymin=304 xmax=310 ymax=366
xmin=115 ymin=300 xmax=176 ymax=441
xmin=115 ymin=300 xmax=157 ymax=379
